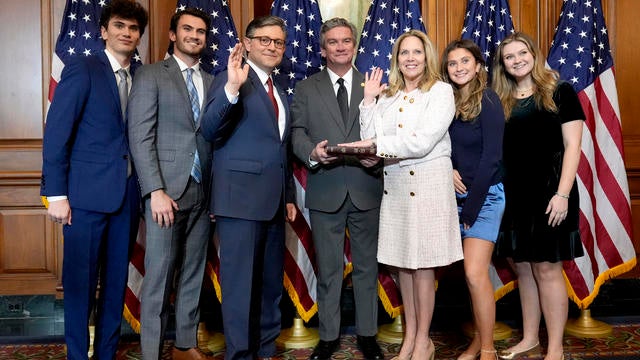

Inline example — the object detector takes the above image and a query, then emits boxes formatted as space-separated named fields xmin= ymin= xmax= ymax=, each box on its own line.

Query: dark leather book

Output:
xmin=325 ymin=145 xmax=377 ymax=156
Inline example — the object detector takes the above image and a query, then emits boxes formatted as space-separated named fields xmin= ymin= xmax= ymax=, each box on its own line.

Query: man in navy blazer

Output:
xmin=201 ymin=15 xmax=296 ymax=360
xmin=40 ymin=1 xmax=147 ymax=359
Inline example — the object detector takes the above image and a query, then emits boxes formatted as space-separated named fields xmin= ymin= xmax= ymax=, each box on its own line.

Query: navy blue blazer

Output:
xmin=41 ymin=52 xmax=132 ymax=213
xmin=201 ymin=68 xmax=295 ymax=221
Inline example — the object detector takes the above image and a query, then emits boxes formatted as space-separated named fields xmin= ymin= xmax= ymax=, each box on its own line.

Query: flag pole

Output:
xmin=276 ymin=312 xmax=319 ymax=349
xmin=198 ymin=322 xmax=225 ymax=352
xmin=377 ymin=315 xmax=404 ymax=344
xmin=564 ymin=309 xmax=612 ymax=338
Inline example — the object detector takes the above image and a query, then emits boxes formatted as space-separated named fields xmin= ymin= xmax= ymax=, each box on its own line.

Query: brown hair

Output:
xmin=492 ymin=32 xmax=558 ymax=119
xmin=441 ymin=39 xmax=487 ymax=121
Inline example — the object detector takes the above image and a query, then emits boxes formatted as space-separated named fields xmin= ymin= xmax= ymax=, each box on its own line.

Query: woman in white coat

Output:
xmin=342 ymin=30 xmax=463 ymax=360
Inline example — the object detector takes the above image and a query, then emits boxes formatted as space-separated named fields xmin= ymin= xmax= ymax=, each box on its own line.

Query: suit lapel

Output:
xmin=97 ymin=52 xmax=122 ymax=127
xmin=274 ymin=80 xmax=289 ymax=143
xmin=346 ymin=69 xmax=365 ymax=135
xmin=248 ymin=69 xmax=281 ymax=137
xmin=315 ymin=70 xmax=348 ymax=135
xmin=164 ymin=57 xmax=197 ymax=129
xmin=199 ymin=71 xmax=214 ymax=127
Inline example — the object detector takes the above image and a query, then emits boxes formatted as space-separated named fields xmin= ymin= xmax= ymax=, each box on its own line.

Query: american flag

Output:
xmin=354 ymin=0 xmax=426 ymax=83
xmin=271 ymin=0 xmax=323 ymax=322
xmin=460 ymin=0 xmax=514 ymax=76
xmin=547 ymin=0 xmax=636 ymax=309
xmin=271 ymin=0 xmax=324 ymax=102
xmin=123 ymin=0 xmax=239 ymax=332
xmin=459 ymin=0 xmax=518 ymax=301
xmin=49 ymin=0 xmax=142 ymax=103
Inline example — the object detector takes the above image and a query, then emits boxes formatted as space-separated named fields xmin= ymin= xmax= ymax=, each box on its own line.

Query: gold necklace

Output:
xmin=516 ymin=87 xmax=533 ymax=97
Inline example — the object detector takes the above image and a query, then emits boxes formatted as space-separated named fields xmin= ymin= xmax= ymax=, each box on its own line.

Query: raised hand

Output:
xmin=363 ymin=67 xmax=387 ymax=105
xmin=225 ymin=42 xmax=250 ymax=95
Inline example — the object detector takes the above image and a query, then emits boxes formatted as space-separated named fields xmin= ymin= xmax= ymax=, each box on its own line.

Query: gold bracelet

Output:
xmin=555 ymin=192 xmax=569 ymax=199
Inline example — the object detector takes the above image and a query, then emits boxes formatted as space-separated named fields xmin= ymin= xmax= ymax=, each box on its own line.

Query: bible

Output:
xmin=325 ymin=145 xmax=377 ymax=156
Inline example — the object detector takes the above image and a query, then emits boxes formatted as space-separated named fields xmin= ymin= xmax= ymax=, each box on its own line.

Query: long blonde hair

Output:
xmin=492 ymin=32 xmax=558 ymax=119
xmin=384 ymin=30 xmax=441 ymax=97
xmin=440 ymin=39 xmax=487 ymax=121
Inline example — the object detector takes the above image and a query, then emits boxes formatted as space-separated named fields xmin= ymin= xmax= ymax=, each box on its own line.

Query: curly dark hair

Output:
xmin=99 ymin=0 xmax=149 ymax=36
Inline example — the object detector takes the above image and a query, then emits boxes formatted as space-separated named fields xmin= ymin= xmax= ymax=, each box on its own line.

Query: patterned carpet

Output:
xmin=2 ymin=324 xmax=640 ymax=360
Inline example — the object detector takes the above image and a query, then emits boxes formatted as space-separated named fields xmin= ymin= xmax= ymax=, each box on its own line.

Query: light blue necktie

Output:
xmin=185 ymin=68 xmax=202 ymax=183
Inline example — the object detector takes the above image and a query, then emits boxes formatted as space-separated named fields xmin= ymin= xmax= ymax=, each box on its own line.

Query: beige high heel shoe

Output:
xmin=497 ymin=342 xmax=540 ymax=360
xmin=427 ymin=339 xmax=435 ymax=360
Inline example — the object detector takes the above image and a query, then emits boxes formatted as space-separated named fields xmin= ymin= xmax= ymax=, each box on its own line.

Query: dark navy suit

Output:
xmin=41 ymin=51 xmax=139 ymax=360
xmin=201 ymin=67 xmax=295 ymax=360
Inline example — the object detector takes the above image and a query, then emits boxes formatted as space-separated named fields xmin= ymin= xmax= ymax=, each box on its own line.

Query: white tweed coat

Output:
xmin=359 ymin=81 xmax=463 ymax=269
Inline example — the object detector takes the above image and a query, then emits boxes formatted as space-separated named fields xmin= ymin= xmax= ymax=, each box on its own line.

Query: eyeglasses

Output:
xmin=250 ymin=36 xmax=286 ymax=49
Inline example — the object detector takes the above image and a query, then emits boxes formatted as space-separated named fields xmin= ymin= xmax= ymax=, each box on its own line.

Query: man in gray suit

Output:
xmin=290 ymin=18 xmax=384 ymax=360
xmin=127 ymin=8 xmax=213 ymax=360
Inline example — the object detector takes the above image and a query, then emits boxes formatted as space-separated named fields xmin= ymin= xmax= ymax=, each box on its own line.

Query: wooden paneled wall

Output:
xmin=0 ymin=0 xmax=638 ymax=296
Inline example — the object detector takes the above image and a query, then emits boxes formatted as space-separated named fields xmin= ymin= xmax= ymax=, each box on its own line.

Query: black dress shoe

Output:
xmin=357 ymin=335 xmax=384 ymax=360
xmin=309 ymin=338 xmax=340 ymax=360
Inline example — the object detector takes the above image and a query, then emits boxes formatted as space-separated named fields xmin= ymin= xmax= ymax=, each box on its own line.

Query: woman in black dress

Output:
xmin=492 ymin=32 xmax=584 ymax=360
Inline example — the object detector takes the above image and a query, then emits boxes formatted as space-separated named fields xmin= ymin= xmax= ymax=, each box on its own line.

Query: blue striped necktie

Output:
xmin=185 ymin=68 xmax=202 ymax=183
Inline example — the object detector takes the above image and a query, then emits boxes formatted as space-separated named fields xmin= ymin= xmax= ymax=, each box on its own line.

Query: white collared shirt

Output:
xmin=326 ymin=67 xmax=354 ymax=107
xmin=104 ymin=49 xmax=131 ymax=92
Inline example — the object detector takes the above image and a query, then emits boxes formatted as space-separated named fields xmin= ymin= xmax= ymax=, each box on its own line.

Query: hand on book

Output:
xmin=331 ymin=139 xmax=379 ymax=167
xmin=328 ymin=139 xmax=377 ymax=155
xmin=310 ymin=139 xmax=339 ymax=165
xmin=337 ymin=139 xmax=376 ymax=149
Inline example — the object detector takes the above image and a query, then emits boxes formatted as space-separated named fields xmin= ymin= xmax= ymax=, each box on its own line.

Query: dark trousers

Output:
xmin=217 ymin=208 xmax=285 ymax=360
xmin=63 ymin=175 xmax=139 ymax=360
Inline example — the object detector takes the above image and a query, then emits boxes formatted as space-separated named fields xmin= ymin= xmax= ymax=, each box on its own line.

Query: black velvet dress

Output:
xmin=497 ymin=82 xmax=585 ymax=263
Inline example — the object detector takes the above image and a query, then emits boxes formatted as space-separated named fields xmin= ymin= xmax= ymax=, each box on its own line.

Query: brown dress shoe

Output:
xmin=172 ymin=347 xmax=215 ymax=360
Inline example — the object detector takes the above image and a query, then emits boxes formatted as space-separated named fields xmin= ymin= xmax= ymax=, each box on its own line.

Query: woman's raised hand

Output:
xmin=363 ymin=67 xmax=387 ymax=105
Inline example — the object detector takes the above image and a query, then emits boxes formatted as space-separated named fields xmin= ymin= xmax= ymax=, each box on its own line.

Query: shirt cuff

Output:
xmin=47 ymin=196 xmax=67 ymax=202
xmin=224 ymin=86 xmax=239 ymax=104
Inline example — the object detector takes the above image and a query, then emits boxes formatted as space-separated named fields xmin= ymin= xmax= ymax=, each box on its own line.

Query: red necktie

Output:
xmin=267 ymin=77 xmax=279 ymax=120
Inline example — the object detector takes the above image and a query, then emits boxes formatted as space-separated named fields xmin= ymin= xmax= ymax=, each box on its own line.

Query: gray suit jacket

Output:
xmin=291 ymin=68 xmax=382 ymax=212
xmin=128 ymin=56 xmax=213 ymax=199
